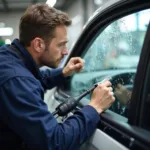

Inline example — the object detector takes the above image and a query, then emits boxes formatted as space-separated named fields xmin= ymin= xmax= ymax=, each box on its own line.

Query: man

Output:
xmin=0 ymin=4 xmax=115 ymax=150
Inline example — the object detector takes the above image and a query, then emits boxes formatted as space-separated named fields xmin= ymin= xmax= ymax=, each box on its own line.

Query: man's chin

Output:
xmin=46 ymin=59 xmax=62 ymax=68
xmin=50 ymin=62 xmax=60 ymax=68
xmin=56 ymin=60 xmax=62 ymax=67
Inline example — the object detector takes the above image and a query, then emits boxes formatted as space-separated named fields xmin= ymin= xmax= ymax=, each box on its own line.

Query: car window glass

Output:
xmin=65 ymin=9 xmax=150 ymax=118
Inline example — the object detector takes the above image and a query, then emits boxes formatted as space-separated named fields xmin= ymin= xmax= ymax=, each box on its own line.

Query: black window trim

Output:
xmin=129 ymin=21 xmax=150 ymax=127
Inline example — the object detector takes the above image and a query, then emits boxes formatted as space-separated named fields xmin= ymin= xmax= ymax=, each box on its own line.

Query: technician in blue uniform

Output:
xmin=0 ymin=4 xmax=115 ymax=150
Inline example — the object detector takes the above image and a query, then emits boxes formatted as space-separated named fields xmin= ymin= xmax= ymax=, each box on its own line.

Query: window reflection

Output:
xmin=67 ymin=9 xmax=150 ymax=117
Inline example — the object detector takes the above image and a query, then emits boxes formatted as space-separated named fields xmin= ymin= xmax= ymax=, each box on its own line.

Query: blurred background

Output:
xmin=0 ymin=0 xmax=110 ymax=47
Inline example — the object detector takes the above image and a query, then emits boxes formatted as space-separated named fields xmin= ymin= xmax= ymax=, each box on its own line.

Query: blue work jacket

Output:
xmin=0 ymin=39 xmax=100 ymax=150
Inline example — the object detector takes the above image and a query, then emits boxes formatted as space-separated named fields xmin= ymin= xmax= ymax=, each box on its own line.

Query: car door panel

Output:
xmin=80 ymin=129 xmax=129 ymax=150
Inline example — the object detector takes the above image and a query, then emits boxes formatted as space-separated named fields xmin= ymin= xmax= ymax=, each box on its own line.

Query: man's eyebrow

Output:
xmin=60 ymin=40 xmax=68 ymax=44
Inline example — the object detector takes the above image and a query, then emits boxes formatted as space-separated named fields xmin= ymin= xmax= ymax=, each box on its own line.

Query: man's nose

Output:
xmin=62 ymin=49 xmax=68 ymax=55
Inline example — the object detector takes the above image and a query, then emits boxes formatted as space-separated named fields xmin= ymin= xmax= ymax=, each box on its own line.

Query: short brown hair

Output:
xmin=19 ymin=4 xmax=72 ymax=47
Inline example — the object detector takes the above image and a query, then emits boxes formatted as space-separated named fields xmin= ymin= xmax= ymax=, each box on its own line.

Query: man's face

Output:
xmin=40 ymin=25 xmax=68 ymax=68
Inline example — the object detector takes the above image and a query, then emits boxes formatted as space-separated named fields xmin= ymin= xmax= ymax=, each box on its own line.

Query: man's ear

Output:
xmin=33 ymin=38 xmax=45 ymax=53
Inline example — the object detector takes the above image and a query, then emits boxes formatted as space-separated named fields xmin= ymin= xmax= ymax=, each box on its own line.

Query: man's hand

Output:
xmin=62 ymin=57 xmax=85 ymax=77
xmin=89 ymin=81 xmax=115 ymax=114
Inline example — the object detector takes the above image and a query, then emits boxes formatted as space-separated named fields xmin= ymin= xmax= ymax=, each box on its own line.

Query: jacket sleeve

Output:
xmin=40 ymin=67 xmax=69 ymax=90
xmin=0 ymin=77 xmax=100 ymax=150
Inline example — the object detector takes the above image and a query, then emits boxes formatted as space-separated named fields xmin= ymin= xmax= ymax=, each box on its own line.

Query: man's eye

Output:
xmin=59 ymin=43 xmax=66 ymax=47
xmin=58 ymin=43 xmax=63 ymax=46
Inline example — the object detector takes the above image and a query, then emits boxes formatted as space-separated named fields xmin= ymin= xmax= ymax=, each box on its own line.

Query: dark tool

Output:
xmin=52 ymin=76 xmax=111 ymax=117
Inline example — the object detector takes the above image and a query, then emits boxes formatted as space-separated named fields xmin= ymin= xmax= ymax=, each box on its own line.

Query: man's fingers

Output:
xmin=75 ymin=63 xmax=82 ymax=68
xmin=68 ymin=63 xmax=83 ymax=72
xmin=110 ymin=91 xmax=114 ymax=96
xmin=71 ymin=57 xmax=85 ymax=64
xmin=109 ymin=87 xmax=113 ymax=92
xmin=99 ymin=80 xmax=112 ymax=87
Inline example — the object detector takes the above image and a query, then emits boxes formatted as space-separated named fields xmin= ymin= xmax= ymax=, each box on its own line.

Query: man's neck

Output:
xmin=25 ymin=46 xmax=41 ymax=67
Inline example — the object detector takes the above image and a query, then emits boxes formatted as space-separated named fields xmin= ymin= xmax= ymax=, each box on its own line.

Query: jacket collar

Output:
xmin=11 ymin=39 xmax=43 ymax=80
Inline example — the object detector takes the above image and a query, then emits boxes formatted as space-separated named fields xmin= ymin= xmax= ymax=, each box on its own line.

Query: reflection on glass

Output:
xmin=67 ymin=9 xmax=150 ymax=117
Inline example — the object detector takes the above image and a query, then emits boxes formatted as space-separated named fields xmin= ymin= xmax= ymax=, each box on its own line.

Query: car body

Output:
xmin=45 ymin=0 xmax=150 ymax=149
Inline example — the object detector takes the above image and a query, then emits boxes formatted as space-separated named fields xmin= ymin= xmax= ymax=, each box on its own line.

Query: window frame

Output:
xmin=130 ymin=22 xmax=150 ymax=129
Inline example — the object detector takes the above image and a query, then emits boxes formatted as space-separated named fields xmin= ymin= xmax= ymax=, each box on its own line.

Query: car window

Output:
xmin=65 ymin=9 xmax=150 ymax=117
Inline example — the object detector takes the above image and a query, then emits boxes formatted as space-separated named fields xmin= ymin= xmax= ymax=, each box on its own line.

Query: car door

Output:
xmin=45 ymin=0 xmax=150 ymax=149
